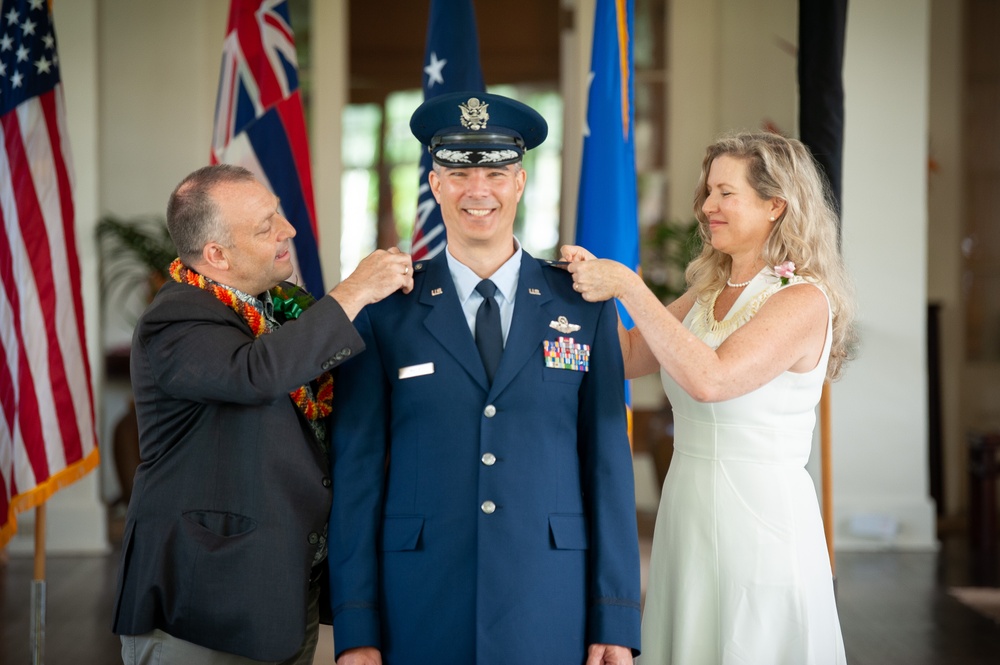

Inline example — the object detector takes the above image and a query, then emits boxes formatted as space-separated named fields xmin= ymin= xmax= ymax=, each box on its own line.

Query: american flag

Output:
xmin=410 ymin=0 xmax=485 ymax=262
xmin=211 ymin=0 xmax=324 ymax=296
xmin=0 ymin=0 xmax=99 ymax=547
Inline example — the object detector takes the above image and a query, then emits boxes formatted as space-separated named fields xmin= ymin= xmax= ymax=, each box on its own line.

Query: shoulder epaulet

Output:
xmin=542 ymin=259 xmax=570 ymax=269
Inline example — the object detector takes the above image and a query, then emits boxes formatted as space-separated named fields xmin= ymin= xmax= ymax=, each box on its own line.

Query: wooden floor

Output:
xmin=3 ymin=530 xmax=1000 ymax=664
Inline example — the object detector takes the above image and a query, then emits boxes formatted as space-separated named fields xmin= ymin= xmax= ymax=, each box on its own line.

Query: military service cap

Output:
xmin=409 ymin=91 xmax=548 ymax=168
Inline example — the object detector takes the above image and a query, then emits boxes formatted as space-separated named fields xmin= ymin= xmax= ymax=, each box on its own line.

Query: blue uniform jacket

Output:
xmin=328 ymin=251 xmax=641 ymax=664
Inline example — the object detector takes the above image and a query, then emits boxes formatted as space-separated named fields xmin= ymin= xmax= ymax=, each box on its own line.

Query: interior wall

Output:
xmin=98 ymin=0 xmax=229 ymax=349
xmin=718 ymin=0 xmax=798 ymax=137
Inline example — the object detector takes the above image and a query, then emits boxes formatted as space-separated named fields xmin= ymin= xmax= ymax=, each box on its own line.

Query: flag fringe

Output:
xmin=1 ymin=447 xmax=101 ymax=549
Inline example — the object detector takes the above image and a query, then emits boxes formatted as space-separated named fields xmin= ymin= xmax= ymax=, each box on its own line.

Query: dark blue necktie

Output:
xmin=475 ymin=279 xmax=503 ymax=383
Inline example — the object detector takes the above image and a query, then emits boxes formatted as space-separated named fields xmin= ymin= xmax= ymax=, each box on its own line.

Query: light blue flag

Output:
xmin=576 ymin=0 xmax=639 ymax=421
xmin=575 ymin=0 xmax=639 ymax=331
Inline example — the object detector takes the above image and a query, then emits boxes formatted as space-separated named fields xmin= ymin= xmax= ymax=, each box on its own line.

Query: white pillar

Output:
xmin=312 ymin=0 xmax=348 ymax=286
xmin=834 ymin=0 xmax=937 ymax=550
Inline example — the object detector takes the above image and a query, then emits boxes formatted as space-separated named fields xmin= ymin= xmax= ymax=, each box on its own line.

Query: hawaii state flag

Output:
xmin=410 ymin=0 xmax=485 ymax=262
xmin=211 ymin=0 xmax=323 ymax=295
xmin=1 ymin=0 xmax=99 ymax=547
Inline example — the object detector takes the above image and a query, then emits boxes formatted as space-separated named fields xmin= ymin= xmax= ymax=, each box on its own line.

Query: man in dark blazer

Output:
xmin=329 ymin=92 xmax=641 ymax=665
xmin=112 ymin=164 xmax=414 ymax=664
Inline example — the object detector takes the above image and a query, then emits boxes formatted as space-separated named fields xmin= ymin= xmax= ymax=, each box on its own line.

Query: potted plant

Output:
xmin=95 ymin=214 xmax=176 ymax=325
xmin=94 ymin=215 xmax=176 ymax=511
xmin=640 ymin=217 xmax=701 ymax=303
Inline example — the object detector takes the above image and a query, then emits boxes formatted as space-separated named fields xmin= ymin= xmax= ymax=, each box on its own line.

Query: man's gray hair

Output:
xmin=166 ymin=164 xmax=256 ymax=263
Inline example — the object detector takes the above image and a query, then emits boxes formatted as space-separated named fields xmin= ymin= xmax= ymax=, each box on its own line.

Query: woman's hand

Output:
xmin=566 ymin=259 xmax=631 ymax=302
xmin=560 ymin=244 xmax=632 ymax=302
xmin=560 ymin=244 xmax=597 ymax=262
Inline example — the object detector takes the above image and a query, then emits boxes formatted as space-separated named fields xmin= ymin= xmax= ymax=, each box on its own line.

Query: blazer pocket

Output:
xmin=182 ymin=510 xmax=257 ymax=538
xmin=379 ymin=515 xmax=425 ymax=552
xmin=549 ymin=513 xmax=589 ymax=550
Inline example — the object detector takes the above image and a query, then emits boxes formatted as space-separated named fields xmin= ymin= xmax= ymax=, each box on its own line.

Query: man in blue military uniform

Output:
xmin=328 ymin=92 xmax=641 ymax=665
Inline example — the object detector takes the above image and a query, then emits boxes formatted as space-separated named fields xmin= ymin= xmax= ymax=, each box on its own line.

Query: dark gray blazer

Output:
xmin=112 ymin=280 xmax=364 ymax=661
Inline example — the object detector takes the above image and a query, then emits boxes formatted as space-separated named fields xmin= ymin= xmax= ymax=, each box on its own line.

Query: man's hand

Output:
xmin=329 ymin=247 xmax=413 ymax=320
xmin=336 ymin=646 xmax=382 ymax=665
xmin=585 ymin=643 xmax=633 ymax=665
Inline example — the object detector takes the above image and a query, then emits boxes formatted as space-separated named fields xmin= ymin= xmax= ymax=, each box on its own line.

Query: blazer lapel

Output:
xmin=419 ymin=254 xmax=491 ymax=390
xmin=489 ymin=254 xmax=553 ymax=398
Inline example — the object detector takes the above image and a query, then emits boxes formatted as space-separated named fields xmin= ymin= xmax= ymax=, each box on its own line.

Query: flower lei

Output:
xmin=699 ymin=260 xmax=808 ymax=338
xmin=169 ymin=258 xmax=334 ymax=421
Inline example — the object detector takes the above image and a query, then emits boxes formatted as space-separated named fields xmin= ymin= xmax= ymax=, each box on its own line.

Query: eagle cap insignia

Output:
xmin=459 ymin=97 xmax=489 ymax=131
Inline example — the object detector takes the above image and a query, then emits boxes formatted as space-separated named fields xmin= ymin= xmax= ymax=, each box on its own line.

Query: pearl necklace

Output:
xmin=726 ymin=276 xmax=754 ymax=288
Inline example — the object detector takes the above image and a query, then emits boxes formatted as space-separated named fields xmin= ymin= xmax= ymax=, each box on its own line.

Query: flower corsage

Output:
xmin=271 ymin=283 xmax=316 ymax=323
xmin=772 ymin=260 xmax=796 ymax=286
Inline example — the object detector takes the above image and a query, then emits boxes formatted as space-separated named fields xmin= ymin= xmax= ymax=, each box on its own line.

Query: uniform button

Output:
xmin=342 ymin=348 xmax=352 ymax=358
xmin=481 ymin=453 xmax=496 ymax=466
xmin=322 ymin=476 xmax=332 ymax=488
xmin=308 ymin=532 xmax=319 ymax=544
xmin=484 ymin=404 xmax=496 ymax=418
xmin=481 ymin=500 xmax=496 ymax=514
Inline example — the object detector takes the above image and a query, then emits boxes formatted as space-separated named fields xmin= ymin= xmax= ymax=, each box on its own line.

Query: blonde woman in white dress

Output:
xmin=563 ymin=131 xmax=856 ymax=664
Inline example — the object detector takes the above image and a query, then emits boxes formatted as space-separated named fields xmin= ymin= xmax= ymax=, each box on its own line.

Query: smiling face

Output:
xmin=701 ymin=155 xmax=783 ymax=262
xmin=428 ymin=163 xmax=526 ymax=258
xmin=209 ymin=178 xmax=297 ymax=295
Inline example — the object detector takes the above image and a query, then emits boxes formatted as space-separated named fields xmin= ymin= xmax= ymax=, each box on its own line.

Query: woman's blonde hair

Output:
xmin=685 ymin=131 xmax=858 ymax=380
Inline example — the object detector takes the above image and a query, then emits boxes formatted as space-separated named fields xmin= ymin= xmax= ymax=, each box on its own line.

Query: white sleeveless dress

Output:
xmin=638 ymin=272 xmax=847 ymax=664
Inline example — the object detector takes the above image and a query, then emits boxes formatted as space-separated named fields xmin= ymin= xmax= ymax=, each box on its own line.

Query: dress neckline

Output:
xmin=693 ymin=272 xmax=812 ymax=342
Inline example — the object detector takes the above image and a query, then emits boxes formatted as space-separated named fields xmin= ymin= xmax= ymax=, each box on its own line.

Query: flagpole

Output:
xmin=820 ymin=382 xmax=835 ymax=576
xmin=31 ymin=503 xmax=47 ymax=665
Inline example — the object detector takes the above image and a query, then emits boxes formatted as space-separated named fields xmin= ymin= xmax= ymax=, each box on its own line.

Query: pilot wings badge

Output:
xmin=549 ymin=316 xmax=581 ymax=334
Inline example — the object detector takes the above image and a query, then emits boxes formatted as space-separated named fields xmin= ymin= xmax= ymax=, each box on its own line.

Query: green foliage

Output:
xmin=641 ymin=218 xmax=701 ymax=302
xmin=95 ymin=215 xmax=176 ymax=320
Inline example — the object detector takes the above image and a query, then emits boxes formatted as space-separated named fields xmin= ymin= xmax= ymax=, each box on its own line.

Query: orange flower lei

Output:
xmin=169 ymin=258 xmax=334 ymax=421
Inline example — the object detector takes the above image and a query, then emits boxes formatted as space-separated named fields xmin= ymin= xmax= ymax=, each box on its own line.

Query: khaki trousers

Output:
xmin=120 ymin=581 xmax=320 ymax=665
